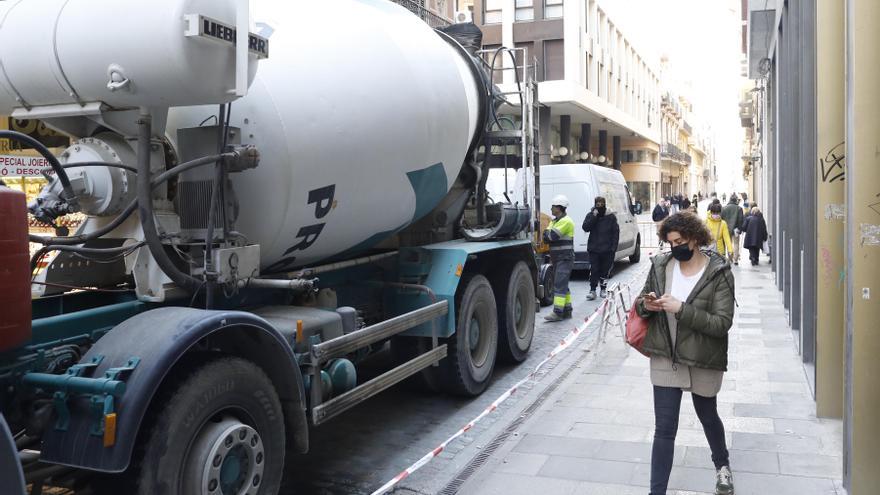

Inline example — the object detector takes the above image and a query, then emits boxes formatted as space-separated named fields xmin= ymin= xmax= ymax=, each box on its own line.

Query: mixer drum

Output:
xmin=167 ymin=0 xmax=485 ymax=271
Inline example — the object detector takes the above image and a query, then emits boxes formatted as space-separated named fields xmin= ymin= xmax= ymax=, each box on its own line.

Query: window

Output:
xmin=545 ymin=0 xmax=563 ymax=19
xmin=483 ymin=44 xmax=503 ymax=74
xmin=484 ymin=0 xmax=502 ymax=23
xmin=515 ymin=0 xmax=534 ymax=21
xmin=585 ymin=54 xmax=591 ymax=90
xmin=515 ymin=42 xmax=532 ymax=70
xmin=544 ymin=39 xmax=564 ymax=80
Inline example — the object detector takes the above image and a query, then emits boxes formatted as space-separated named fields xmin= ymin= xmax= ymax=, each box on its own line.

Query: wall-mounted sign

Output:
xmin=2 ymin=118 xmax=70 ymax=151
xmin=0 ymin=154 xmax=53 ymax=177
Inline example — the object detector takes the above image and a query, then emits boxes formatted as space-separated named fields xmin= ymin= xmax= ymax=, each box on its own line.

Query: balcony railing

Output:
xmin=661 ymin=143 xmax=693 ymax=166
xmin=681 ymin=120 xmax=693 ymax=135
xmin=661 ymin=143 xmax=683 ymax=161
xmin=390 ymin=0 xmax=452 ymax=28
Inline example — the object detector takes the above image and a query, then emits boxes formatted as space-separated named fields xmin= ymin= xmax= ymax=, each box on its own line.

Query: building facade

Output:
xmin=472 ymin=0 xmax=663 ymax=207
xmin=747 ymin=0 xmax=880 ymax=492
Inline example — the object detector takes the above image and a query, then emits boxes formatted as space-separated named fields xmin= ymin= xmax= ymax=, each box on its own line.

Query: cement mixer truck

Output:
xmin=0 ymin=0 xmax=542 ymax=492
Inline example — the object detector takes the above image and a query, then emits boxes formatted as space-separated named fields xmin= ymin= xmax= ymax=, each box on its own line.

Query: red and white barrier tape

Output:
xmin=371 ymin=298 xmax=611 ymax=495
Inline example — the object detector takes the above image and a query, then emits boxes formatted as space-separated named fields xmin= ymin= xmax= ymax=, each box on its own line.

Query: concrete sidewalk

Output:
xmin=458 ymin=258 xmax=844 ymax=495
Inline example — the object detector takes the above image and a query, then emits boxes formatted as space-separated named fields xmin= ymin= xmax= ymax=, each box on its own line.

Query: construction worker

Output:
xmin=543 ymin=194 xmax=575 ymax=321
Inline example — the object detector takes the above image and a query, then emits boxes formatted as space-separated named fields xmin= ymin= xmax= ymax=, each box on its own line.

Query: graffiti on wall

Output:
xmin=819 ymin=142 xmax=845 ymax=183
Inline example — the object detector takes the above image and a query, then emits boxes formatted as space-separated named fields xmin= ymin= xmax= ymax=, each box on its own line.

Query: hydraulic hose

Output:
xmin=136 ymin=112 xmax=200 ymax=292
xmin=29 ymin=153 xmax=233 ymax=246
xmin=30 ymin=242 xmax=145 ymax=272
xmin=203 ymin=103 xmax=229 ymax=309
xmin=56 ymin=162 xmax=138 ymax=174
xmin=0 ymin=130 xmax=77 ymax=209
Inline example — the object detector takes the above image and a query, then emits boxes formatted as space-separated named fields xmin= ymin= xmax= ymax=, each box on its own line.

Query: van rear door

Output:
xmin=597 ymin=181 xmax=636 ymax=259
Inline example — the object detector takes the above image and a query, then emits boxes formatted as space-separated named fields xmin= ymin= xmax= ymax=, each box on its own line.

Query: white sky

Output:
xmin=604 ymin=0 xmax=748 ymax=192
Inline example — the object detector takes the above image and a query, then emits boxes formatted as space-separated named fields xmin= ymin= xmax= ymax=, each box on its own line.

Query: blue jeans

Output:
xmin=650 ymin=385 xmax=729 ymax=494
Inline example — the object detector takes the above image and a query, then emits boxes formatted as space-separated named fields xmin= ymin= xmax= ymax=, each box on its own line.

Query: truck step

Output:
xmin=312 ymin=344 xmax=447 ymax=425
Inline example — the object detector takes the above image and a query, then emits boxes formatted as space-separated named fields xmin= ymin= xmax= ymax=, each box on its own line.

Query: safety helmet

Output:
xmin=551 ymin=194 xmax=569 ymax=208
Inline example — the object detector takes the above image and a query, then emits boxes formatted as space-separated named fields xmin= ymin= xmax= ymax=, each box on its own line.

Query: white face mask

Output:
xmin=711 ymin=214 xmax=721 ymax=220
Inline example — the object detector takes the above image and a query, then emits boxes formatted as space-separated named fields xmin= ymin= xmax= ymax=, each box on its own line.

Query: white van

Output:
xmin=487 ymin=164 xmax=642 ymax=270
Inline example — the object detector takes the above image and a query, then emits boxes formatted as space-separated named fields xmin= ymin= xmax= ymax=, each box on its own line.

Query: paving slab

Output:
xmin=456 ymin=260 xmax=843 ymax=495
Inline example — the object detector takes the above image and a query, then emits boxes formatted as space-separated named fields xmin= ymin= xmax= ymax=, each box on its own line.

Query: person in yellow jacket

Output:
xmin=543 ymin=194 xmax=575 ymax=321
xmin=706 ymin=203 xmax=734 ymax=259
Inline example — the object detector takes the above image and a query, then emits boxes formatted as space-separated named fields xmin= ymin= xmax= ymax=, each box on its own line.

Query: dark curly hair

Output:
xmin=659 ymin=212 xmax=713 ymax=247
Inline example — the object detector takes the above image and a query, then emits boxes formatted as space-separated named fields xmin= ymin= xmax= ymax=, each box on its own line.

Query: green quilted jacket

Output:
xmin=635 ymin=251 xmax=736 ymax=371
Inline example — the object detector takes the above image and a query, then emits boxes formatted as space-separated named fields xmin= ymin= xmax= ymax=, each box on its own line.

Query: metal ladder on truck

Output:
xmin=476 ymin=48 xmax=546 ymax=282
xmin=477 ymin=48 xmax=541 ymax=239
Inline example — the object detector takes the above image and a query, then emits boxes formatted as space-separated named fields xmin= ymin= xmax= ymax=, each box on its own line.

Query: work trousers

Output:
xmin=551 ymin=253 xmax=573 ymax=314
xmin=588 ymin=251 xmax=614 ymax=291
xmin=650 ymin=386 xmax=730 ymax=495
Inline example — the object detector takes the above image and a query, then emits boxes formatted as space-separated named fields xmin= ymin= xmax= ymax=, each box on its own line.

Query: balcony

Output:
xmin=681 ymin=120 xmax=693 ymax=136
xmin=390 ymin=0 xmax=452 ymax=28
xmin=661 ymin=143 xmax=693 ymax=166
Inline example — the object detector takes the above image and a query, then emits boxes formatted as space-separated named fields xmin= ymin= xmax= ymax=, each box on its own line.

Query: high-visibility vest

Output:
xmin=545 ymin=215 xmax=575 ymax=252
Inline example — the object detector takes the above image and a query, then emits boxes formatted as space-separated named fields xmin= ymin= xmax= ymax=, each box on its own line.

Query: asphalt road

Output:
xmin=284 ymin=254 xmax=653 ymax=495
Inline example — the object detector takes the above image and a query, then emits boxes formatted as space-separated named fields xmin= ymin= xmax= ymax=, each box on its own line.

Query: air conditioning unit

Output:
xmin=455 ymin=10 xmax=472 ymax=23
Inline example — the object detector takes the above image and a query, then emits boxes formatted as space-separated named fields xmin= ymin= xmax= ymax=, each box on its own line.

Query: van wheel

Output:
xmin=538 ymin=263 xmax=554 ymax=307
xmin=630 ymin=235 xmax=641 ymax=263
xmin=496 ymin=262 xmax=535 ymax=363
xmin=438 ymin=275 xmax=498 ymax=396
xmin=130 ymin=357 xmax=285 ymax=495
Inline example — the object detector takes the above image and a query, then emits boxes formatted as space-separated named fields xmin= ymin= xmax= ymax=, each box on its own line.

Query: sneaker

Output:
xmin=715 ymin=465 xmax=734 ymax=495
xmin=544 ymin=312 xmax=564 ymax=322
xmin=586 ymin=291 xmax=597 ymax=301
xmin=599 ymin=287 xmax=608 ymax=298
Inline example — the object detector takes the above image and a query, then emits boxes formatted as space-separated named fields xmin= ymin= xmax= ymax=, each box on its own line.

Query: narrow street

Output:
xmin=4 ymin=0 xmax=879 ymax=493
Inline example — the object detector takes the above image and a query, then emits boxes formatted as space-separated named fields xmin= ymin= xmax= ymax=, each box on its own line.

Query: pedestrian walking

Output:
xmin=543 ymin=195 xmax=575 ymax=322
xmin=742 ymin=207 xmax=768 ymax=265
xmin=706 ymin=203 xmax=734 ymax=259
xmin=652 ymin=199 xmax=670 ymax=250
xmin=582 ymin=196 xmax=620 ymax=300
xmin=635 ymin=212 xmax=736 ymax=495
xmin=706 ymin=197 xmax=721 ymax=218
xmin=680 ymin=196 xmax=691 ymax=212
xmin=721 ymin=195 xmax=744 ymax=266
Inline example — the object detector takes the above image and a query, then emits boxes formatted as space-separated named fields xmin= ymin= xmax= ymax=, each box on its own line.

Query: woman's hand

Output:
xmin=655 ymin=294 xmax=683 ymax=314
xmin=642 ymin=292 xmax=663 ymax=312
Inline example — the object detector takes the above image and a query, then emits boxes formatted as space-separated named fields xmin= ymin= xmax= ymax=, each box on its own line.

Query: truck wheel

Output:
xmin=439 ymin=274 xmax=498 ymax=396
xmin=538 ymin=263 xmax=554 ymax=307
xmin=390 ymin=336 xmax=441 ymax=392
xmin=496 ymin=261 xmax=535 ymax=363
xmin=131 ymin=356 xmax=285 ymax=495
xmin=630 ymin=235 xmax=641 ymax=263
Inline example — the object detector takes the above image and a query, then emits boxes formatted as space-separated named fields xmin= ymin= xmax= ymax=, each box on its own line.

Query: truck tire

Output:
xmin=439 ymin=274 xmax=498 ymax=396
xmin=131 ymin=356 xmax=285 ymax=495
xmin=538 ymin=263 xmax=554 ymax=307
xmin=390 ymin=336 xmax=441 ymax=392
xmin=630 ymin=235 xmax=641 ymax=263
xmin=496 ymin=261 xmax=535 ymax=363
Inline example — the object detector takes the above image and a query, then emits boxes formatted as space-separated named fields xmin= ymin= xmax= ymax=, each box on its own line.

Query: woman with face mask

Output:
xmin=706 ymin=203 xmax=734 ymax=259
xmin=635 ymin=212 xmax=736 ymax=495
